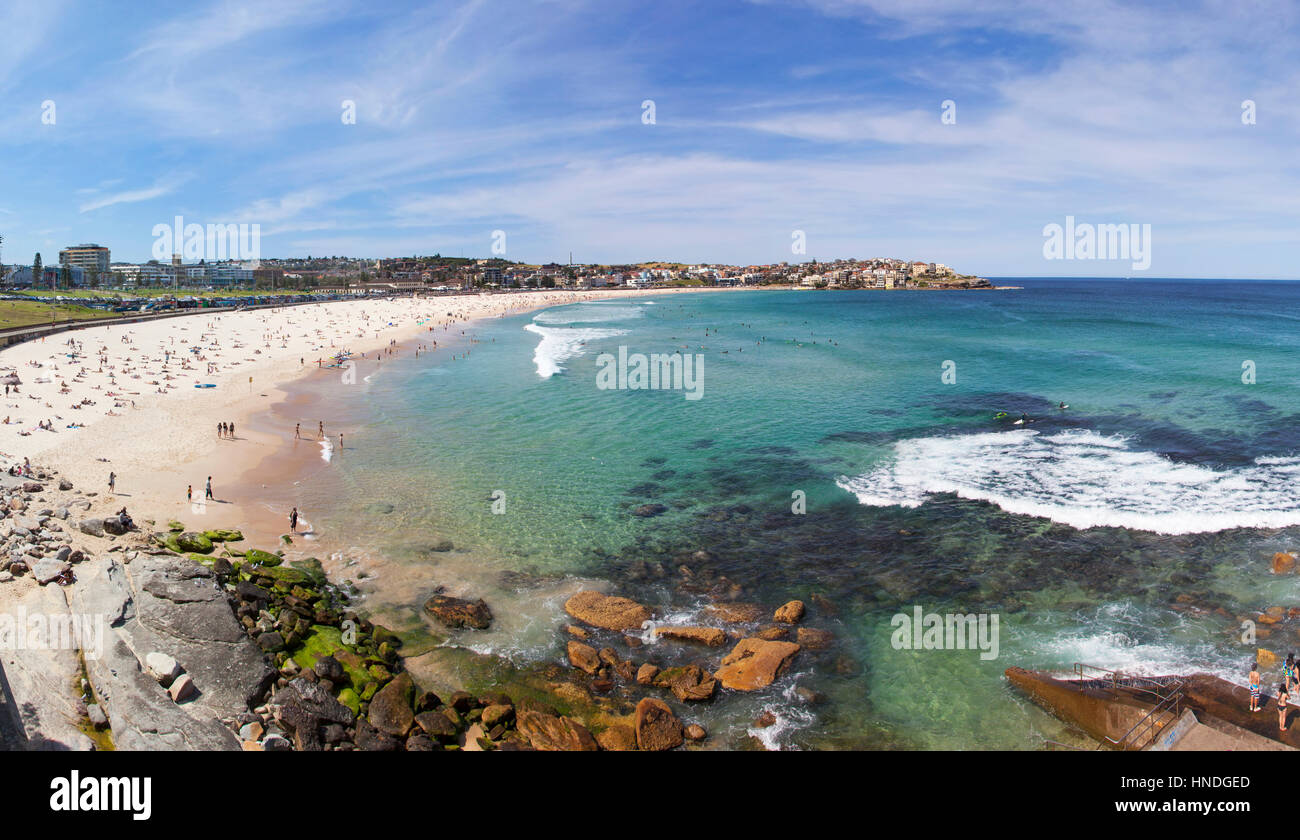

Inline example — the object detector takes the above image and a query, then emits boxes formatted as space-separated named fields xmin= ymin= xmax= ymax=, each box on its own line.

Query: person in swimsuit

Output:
xmin=1286 ymin=655 xmax=1296 ymax=694
xmin=1280 ymin=682 xmax=1291 ymax=731
xmin=289 ymin=507 xmax=298 ymax=533
xmin=1250 ymin=663 xmax=1262 ymax=712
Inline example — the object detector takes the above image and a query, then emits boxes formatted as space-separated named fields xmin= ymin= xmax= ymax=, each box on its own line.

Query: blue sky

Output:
xmin=1 ymin=0 xmax=1298 ymax=276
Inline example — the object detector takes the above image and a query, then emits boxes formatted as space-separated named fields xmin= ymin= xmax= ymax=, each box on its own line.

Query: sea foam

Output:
xmin=523 ymin=323 xmax=627 ymax=378
xmin=837 ymin=428 xmax=1300 ymax=534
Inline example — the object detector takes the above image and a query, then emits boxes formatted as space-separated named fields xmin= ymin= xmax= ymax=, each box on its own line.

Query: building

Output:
xmin=59 ymin=244 xmax=111 ymax=276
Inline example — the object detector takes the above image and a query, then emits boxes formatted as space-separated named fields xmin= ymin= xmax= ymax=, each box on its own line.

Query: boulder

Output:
xmin=654 ymin=625 xmax=727 ymax=646
xmin=714 ymin=638 xmax=801 ymax=691
xmin=567 ymin=640 xmax=601 ymax=674
xmin=596 ymin=724 xmax=638 ymax=751
xmin=1273 ymin=552 xmax=1296 ymax=574
xmin=423 ymin=593 xmax=493 ymax=630
xmin=145 ymin=652 xmax=183 ymax=687
xmin=634 ymin=697 xmax=683 ymax=751
xmin=516 ymin=710 xmax=599 ymax=751
xmin=481 ymin=703 xmax=514 ymax=728
xmin=416 ymin=710 xmax=458 ymax=740
xmin=277 ymin=677 xmax=355 ymax=728
xmin=168 ymin=674 xmax=196 ymax=703
xmin=636 ymin=663 xmax=660 ymax=685
xmin=102 ymin=516 xmax=128 ymax=536
xmin=774 ymin=600 xmax=806 ymax=624
xmin=632 ymin=504 xmax=668 ymax=517
xmin=796 ymin=627 xmax=834 ymax=650
xmin=368 ymin=672 xmax=416 ymax=737
xmin=703 ymin=602 xmax=766 ymax=623
xmin=175 ymin=532 xmax=213 ymax=553
xmin=564 ymin=590 xmax=652 ymax=631
xmin=77 ymin=518 xmax=105 ymax=538
xmin=652 ymin=665 xmax=717 ymax=702
xmin=32 ymin=557 xmax=71 ymax=586
xmin=685 ymin=723 xmax=707 ymax=741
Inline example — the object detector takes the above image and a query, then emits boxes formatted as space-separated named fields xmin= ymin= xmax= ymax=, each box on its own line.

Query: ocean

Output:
xmin=265 ymin=279 xmax=1300 ymax=749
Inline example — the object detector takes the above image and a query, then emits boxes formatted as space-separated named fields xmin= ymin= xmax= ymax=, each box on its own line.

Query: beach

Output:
xmin=0 ymin=287 xmax=731 ymax=549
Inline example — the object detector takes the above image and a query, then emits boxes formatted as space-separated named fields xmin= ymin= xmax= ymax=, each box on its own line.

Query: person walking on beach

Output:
xmin=318 ymin=421 xmax=324 ymax=439
xmin=289 ymin=507 xmax=299 ymax=533
xmin=1250 ymin=662 xmax=1262 ymax=712
xmin=229 ymin=421 xmax=235 ymax=438
xmin=205 ymin=476 xmax=213 ymax=500
xmin=218 ymin=422 xmax=224 ymax=438
xmin=108 ymin=471 xmax=115 ymax=493
xmin=186 ymin=484 xmax=192 ymax=502
xmin=338 ymin=433 xmax=343 ymax=452
xmin=295 ymin=423 xmax=301 ymax=439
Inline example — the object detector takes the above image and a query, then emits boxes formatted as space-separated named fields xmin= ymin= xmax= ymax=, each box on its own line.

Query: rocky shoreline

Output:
xmin=1 ymin=463 xmax=837 ymax=751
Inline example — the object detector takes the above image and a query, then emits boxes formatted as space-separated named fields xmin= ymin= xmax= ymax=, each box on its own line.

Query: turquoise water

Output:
xmin=281 ymin=280 xmax=1300 ymax=749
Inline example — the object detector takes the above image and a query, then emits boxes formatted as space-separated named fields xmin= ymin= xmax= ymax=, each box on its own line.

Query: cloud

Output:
xmin=79 ymin=177 xmax=188 ymax=213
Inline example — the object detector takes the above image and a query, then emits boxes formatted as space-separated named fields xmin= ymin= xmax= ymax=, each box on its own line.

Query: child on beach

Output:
xmin=1250 ymin=663 xmax=1262 ymax=712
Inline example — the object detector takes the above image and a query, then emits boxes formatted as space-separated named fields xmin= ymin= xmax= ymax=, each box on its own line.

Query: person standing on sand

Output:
xmin=229 ymin=422 xmax=235 ymax=438
xmin=205 ymin=476 xmax=213 ymax=500
xmin=318 ymin=421 xmax=324 ymax=439
xmin=1250 ymin=663 xmax=1262 ymax=712
xmin=295 ymin=423 xmax=301 ymax=439
xmin=108 ymin=472 xmax=115 ymax=493
xmin=218 ymin=422 xmax=224 ymax=438
xmin=187 ymin=485 xmax=192 ymax=502
xmin=338 ymin=433 xmax=343 ymax=452
xmin=290 ymin=507 xmax=298 ymax=533
xmin=1280 ymin=682 xmax=1290 ymax=731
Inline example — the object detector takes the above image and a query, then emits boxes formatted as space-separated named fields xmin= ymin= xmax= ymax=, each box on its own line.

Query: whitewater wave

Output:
xmin=532 ymin=303 xmax=646 ymax=325
xmin=523 ymin=323 xmax=627 ymax=378
xmin=836 ymin=428 xmax=1300 ymax=534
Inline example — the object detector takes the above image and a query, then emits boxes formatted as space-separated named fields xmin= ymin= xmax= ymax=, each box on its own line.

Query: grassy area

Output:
xmin=0 ymin=300 xmax=123 ymax=330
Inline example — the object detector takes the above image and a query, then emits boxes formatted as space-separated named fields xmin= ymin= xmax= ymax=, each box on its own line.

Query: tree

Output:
xmin=32 ymin=252 xmax=42 ymax=288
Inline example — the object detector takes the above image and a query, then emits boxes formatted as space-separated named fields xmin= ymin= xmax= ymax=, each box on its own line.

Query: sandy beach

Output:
xmin=0 ymin=287 xmax=729 ymax=546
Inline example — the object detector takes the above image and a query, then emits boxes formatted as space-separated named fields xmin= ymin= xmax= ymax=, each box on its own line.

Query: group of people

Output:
xmin=217 ymin=421 xmax=236 ymax=439
xmin=1248 ymin=656 xmax=1300 ymax=731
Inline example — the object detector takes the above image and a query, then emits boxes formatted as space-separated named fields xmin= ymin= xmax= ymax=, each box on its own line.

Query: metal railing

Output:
xmin=1072 ymin=663 xmax=1185 ymax=750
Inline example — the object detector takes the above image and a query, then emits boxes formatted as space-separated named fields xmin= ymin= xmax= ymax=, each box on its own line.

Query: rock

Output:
xmin=756 ymin=625 xmax=791 ymax=641
xmin=416 ymin=710 xmax=458 ymax=740
xmin=423 ymin=593 xmax=493 ymax=629
xmin=102 ymin=515 xmax=128 ymax=536
xmin=652 ymin=665 xmax=717 ymax=702
xmin=368 ymin=672 xmax=416 ymax=737
xmin=796 ymin=627 xmax=834 ymax=650
xmin=516 ymin=710 xmax=599 ymax=751
xmin=481 ymin=703 xmax=514 ymax=728
xmin=703 ymin=602 xmax=766 ymax=623
xmin=77 ymin=518 xmax=105 ymax=537
xmin=567 ymin=640 xmax=601 ymax=674
xmin=564 ymin=590 xmax=652 ymax=631
xmin=596 ymin=724 xmax=638 ymax=751
xmin=654 ymin=625 xmax=727 ymax=646
xmin=634 ymin=697 xmax=683 ymax=751
xmin=145 ymin=652 xmax=183 ymax=687
xmin=1273 ymin=552 xmax=1296 ymax=574
xmin=58 ymin=479 xmax=73 ymax=491
xmin=32 ymin=557 xmax=71 ymax=586
xmin=239 ymin=721 xmax=264 ymax=741
xmin=685 ymin=723 xmax=707 ymax=741
xmin=632 ymin=504 xmax=668 ymax=517
xmin=714 ymin=638 xmax=801 ymax=691
xmin=754 ymin=710 xmax=777 ymax=728
xmin=256 ymin=631 xmax=286 ymax=652
xmin=202 ymin=529 xmax=244 ymax=542
xmin=406 ymin=734 xmax=437 ymax=751
xmin=637 ymin=663 xmax=660 ymax=685
xmin=277 ymin=677 xmax=355 ymax=728
xmin=794 ymin=686 xmax=827 ymax=706
xmin=314 ymin=655 xmax=345 ymax=682
xmin=87 ymin=704 xmax=109 ymax=729
xmin=262 ymin=734 xmax=292 ymax=751
xmin=565 ymin=624 xmax=590 ymax=640
xmin=168 ymin=674 xmax=196 ymax=702
xmin=774 ymin=600 xmax=806 ymax=624
xmin=354 ymin=719 xmax=402 ymax=751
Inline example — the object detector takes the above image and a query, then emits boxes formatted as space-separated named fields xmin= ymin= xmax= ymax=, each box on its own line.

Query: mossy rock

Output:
xmin=151 ymin=532 xmax=183 ymax=553
xmin=243 ymin=548 xmax=282 ymax=567
xmin=176 ymin=532 xmax=213 ymax=554
xmin=203 ymin=529 xmax=244 ymax=542
xmin=289 ymin=625 xmax=370 ymax=692
xmin=243 ymin=563 xmax=314 ymax=586
xmin=289 ymin=557 xmax=327 ymax=587
xmin=337 ymin=687 xmax=361 ymax=716
xmin=167 ymin=519 xmax=186 ymax=532
xmin=188 ymin=553 xmax=215 ymax=567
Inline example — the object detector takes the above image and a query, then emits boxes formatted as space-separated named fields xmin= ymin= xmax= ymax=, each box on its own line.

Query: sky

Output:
xmin=1 ymin=0 xmax=1298 ymax=276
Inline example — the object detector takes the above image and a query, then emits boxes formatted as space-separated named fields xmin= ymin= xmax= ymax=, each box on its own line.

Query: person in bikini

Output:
xmin=1250 ymin=662 xmax=1262 ymax=712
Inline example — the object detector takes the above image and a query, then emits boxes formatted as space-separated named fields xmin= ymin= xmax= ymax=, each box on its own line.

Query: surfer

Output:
xmin=1058 ymin=402 xmax=1068 ymax=410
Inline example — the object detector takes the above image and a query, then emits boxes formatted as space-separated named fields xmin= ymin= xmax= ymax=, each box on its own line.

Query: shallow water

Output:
xmin=265 ymin=280 xmax=1300 ymax=748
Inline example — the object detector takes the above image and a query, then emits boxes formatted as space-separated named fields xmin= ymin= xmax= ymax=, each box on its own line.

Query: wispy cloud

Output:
xmin=79 ymin=177 xmax=188 ymax=213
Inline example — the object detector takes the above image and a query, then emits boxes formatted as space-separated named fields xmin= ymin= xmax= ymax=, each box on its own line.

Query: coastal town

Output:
xmin=0 ymin=240 xmax=992 ymax=295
